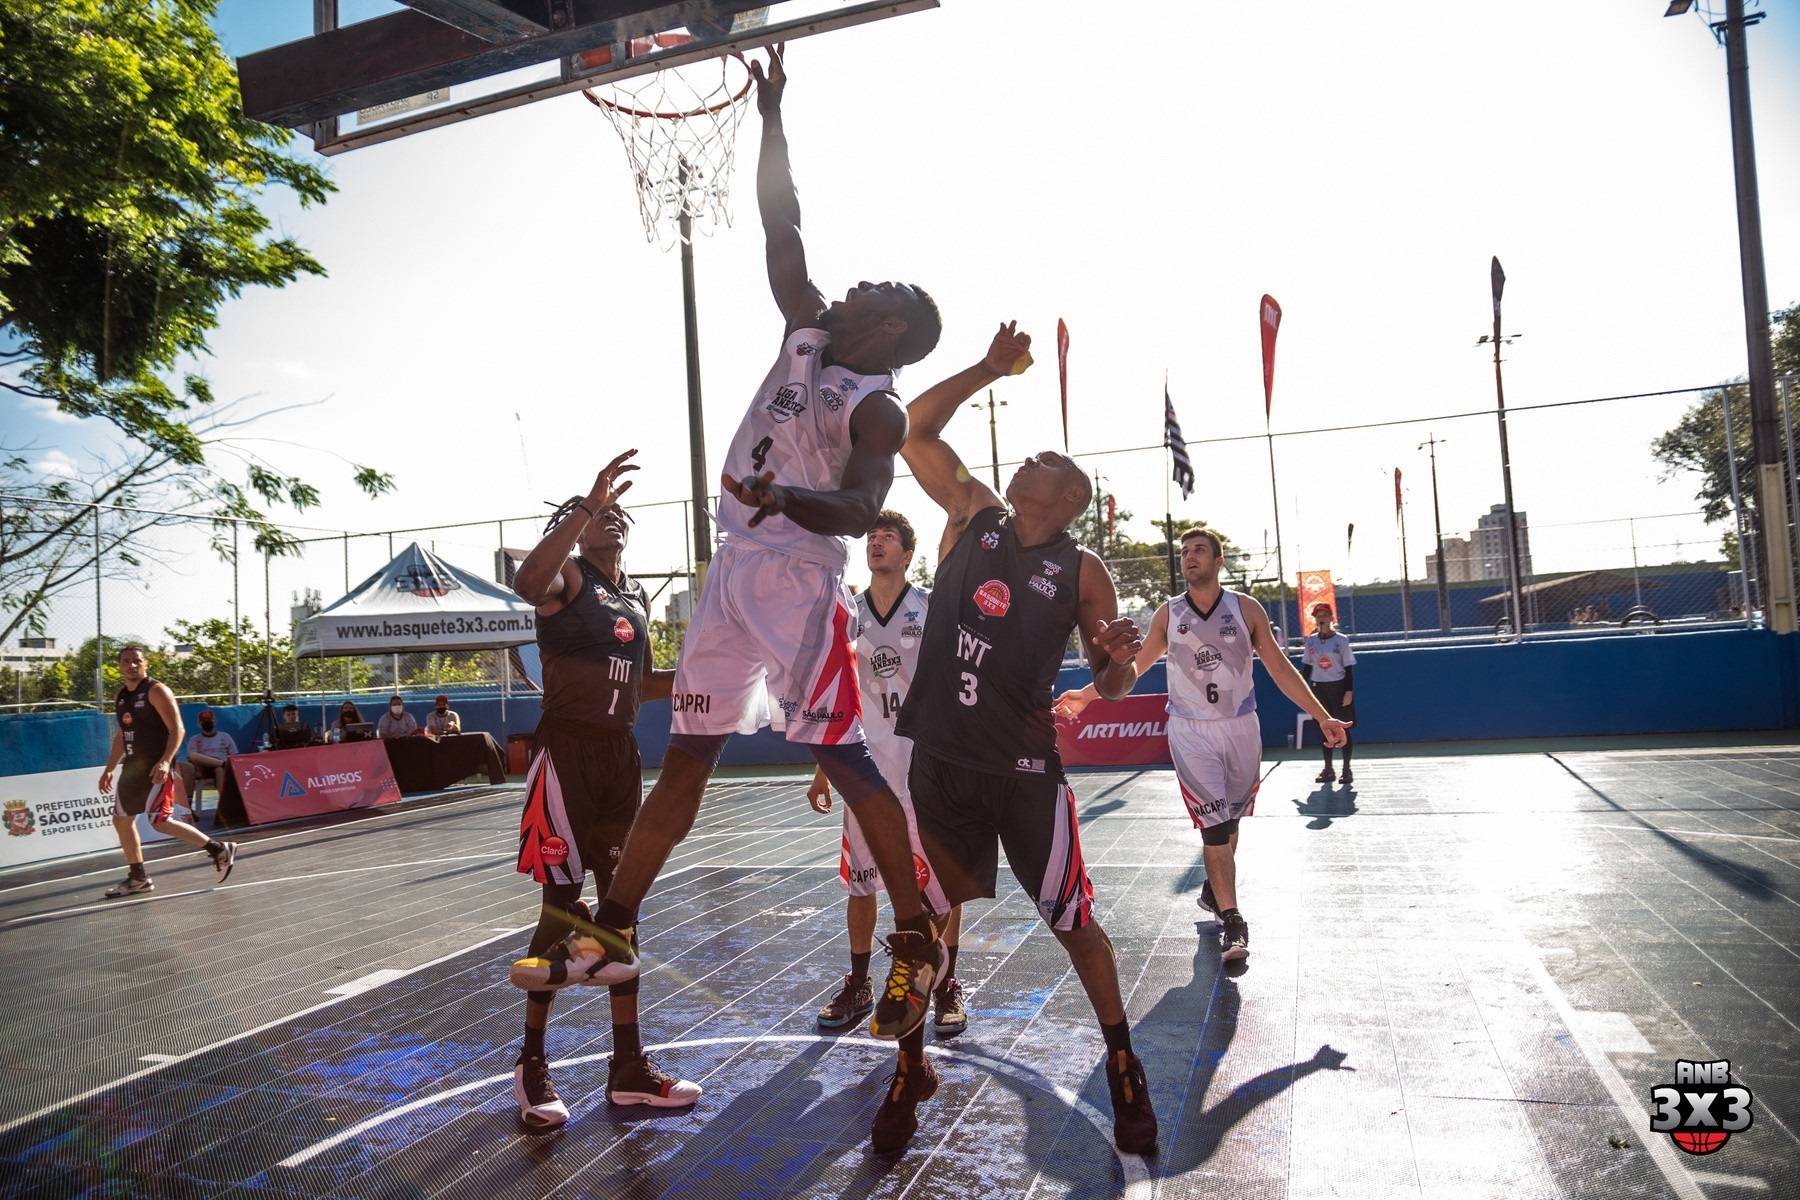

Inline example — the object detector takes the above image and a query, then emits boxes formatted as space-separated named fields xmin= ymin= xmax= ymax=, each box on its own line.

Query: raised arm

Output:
xmin=1056 ymin=600 xmax=1168 ymax=717
xmin=513 ymin=451 xmax=636 ymax=613
xmin=901 ymin=322 xmax=1031 ymax=556
xmin=751 ymin=48 xmax=826 ymax=331
xmin=1243 ymin=595 xmax=1349 ymax=745
xmin=1075 ymin=551 xmax=1142 ymax=702
xmin=721 ymin=392 xmax=906 ymax=537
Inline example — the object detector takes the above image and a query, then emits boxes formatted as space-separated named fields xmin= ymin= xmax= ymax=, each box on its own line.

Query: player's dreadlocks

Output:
xmin=542 ymin=496 xmax=634 ymax=535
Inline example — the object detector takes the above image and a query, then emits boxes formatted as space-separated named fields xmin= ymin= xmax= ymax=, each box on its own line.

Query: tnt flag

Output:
xmin=1298 ymin=569 xmax=1337 ymax=637
xmin=1165 ymin=385 xmax=1194 ymax=500
xmin=1057 ymin=319 xmax=1071 ymax=451
xmin=1259 ymin=295 xmax=1282 ymax=417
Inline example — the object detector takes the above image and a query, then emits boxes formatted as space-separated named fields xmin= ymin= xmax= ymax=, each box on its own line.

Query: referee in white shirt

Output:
xmin=1301 ymin=603 xmax=1357 ymax=785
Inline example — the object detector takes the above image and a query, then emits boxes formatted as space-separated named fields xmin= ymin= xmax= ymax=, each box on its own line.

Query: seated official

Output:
xmin=424 ymin=694 xmax=461 ymax=738
xmin=327 ymin=701 xmax=365 ymax=743
xmin=377 ymin=695 xmax=418 ymax=739
xmin=179 ymin=708 xmax=239 ymax=809
xmin=273 ymin=704 xmax=315 ymax=749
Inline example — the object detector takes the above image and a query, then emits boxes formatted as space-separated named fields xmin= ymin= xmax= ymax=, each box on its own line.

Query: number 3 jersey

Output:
xmin=716 ymin=327 xmax=896 ymax=572
xmin=898 ymin=506 xmax=1083 ymax=778
xmin=536 ymin=557 xmax=650 ymax=734
xmin=1165 ymin=590 xmax=1258 ymax=721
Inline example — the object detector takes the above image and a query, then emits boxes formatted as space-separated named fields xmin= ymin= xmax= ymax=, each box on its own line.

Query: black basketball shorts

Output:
xmin=516 ymin=719 xmax=641 ymax=890
xmin=114 ymin=759 xmax=180 ymax=821
xmin=908 ymin=747 xmax=1094 ymax=933
xmin=1311 ymin=679 xmax=1356 ymax=725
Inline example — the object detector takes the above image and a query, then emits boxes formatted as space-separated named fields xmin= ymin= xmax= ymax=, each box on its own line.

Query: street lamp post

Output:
xmin=969 ymin=390 xmax=1007 ymax=490
xmin=1477 ymin=257 xmax=1526 ymax=639
xmin=1420 ymin=433 xmax=1452 ymax=631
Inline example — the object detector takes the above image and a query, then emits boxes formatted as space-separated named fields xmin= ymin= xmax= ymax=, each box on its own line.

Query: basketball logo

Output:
xmin=973 ymin=580 xmax=1011 ymax=618
xmin=1650 ymin=1060 xmax=1752 ymax=1155
xmin=614 ymin=616 xmax=635 ymax=643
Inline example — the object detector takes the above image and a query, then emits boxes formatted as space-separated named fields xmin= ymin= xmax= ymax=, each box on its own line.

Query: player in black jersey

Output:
xmin=883 ymin=322 xmax=1158 ymax=1156
xmin=99 ymin=645 xmax=236 ymax=897
xmin=503 ymin=452 xmax=700 ymax=1128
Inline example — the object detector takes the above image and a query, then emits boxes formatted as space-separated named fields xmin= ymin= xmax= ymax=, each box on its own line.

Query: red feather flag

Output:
xmin=1394 ymin=468 xmax=1403 ymax=517
xmin=1259 ymin=295 xmax=1282 ymax=418
xmin=1056 ymin=319 xmax=1071 ymax=451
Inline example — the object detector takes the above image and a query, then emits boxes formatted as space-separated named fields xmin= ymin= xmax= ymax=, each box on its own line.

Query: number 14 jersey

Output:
xmin=1166 ymin=590 xmax=1258 ymax=721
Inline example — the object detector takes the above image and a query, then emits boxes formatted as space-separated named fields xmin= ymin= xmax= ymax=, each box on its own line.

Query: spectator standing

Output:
xmin=1302 ymin=603 xmax=1357 ymax=785
xmin=378 ymin=696 xmax=418 ymax=739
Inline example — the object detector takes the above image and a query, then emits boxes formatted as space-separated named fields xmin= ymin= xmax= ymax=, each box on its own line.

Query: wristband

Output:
xmin=576 ymin=502 xmax=597 ymax=522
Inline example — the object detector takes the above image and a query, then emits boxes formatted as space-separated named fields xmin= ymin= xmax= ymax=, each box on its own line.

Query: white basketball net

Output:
xmin=587 ymin=53 xmax=755 ymax=248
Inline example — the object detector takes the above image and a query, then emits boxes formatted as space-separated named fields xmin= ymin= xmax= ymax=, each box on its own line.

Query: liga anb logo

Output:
xmin=1649 ymin=1059 xmax=1752 ymax=1155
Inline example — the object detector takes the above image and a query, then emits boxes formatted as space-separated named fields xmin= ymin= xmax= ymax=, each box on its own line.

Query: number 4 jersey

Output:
xmin=898 ymin=506 xmax=1083 ymax=778
xmin=1166 ymin=590 xmax=1258 ymax=721
xmin=716 ymin=327 xmax=897 ymax=572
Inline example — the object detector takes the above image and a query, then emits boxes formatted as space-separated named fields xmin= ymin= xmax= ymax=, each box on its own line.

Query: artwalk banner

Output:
xmin=1056 ymin=694 xmax=1173 ymax=768
xmin=1297 ymin=570 xmax=1338 ymax=637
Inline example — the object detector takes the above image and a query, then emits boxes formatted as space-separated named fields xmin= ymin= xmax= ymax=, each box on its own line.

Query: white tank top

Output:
xmin=716 ymin=328 xmax=896 ymax=571
xmin=1166 ymin=590 xmax=1258 ymax=721
xmin=852 ymin=583 xmax=928 ymax=748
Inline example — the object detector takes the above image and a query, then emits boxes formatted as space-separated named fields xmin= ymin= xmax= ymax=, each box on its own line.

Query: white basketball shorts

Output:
xmin=670 ymin=537 xmax=864 ymax=745
xmin=1168 ymin=711 xmax=1262 ymax=829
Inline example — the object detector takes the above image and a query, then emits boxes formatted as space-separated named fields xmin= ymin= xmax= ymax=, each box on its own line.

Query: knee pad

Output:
xmin=1201 ymin=818 xmax=1239 ymax=847
xmin=666 ymin=732 xmax=729 ymax=770
xmin=809 ymin=741 xmax=891 ymax=807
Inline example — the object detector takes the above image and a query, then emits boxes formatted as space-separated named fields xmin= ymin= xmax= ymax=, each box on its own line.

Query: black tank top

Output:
xmin=897 ymin=506 xmax=1083 ymax=778
xmin=114 ymin=678 xmax=171 ymax=763
xmin=537 ymin=558 xmax=650 ymax=734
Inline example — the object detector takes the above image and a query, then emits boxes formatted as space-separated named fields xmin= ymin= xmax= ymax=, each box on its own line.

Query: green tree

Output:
xmin=0 ymin=0 xmax=394 ymax=648
xmin=649 ymin=619 xmax=686 ymax=671
xmin=1651 ymin=303 xmax=1800 ymax=556
xmin=1072 ymin=500 xmax=1259 ymax=611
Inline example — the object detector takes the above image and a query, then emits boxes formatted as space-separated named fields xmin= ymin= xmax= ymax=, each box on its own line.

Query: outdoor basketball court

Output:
xmin=1 ymin=745 xmax=1794 ymax=1198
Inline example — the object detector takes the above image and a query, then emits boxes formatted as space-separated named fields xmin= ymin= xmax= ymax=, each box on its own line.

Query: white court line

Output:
xmin=274 ymin=1033 xmax=1152 ymax=1195
xmin=138 ymin=1054 xmax=181 ymax=1063
xmin=1689 ymin=1171 xmax=1770 ymax=1191
xmin=325 ymin=969 xmax=408 ymax=997
xmin=1585 ymin=824 xmax=1800 ymax=843
xmin=1 ymin=852 xmax=510 ymax=927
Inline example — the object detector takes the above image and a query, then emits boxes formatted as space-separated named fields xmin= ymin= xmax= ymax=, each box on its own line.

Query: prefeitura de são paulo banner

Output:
xmin=2 ymin=766 xmax=196 ymax=869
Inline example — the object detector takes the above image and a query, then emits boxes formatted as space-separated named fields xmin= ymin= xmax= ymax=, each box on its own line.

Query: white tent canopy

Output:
xmin=295 ymin=542 xmax=536 ymax=659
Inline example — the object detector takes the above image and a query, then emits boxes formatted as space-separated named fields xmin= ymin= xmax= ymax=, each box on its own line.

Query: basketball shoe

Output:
xmin=514 ymin=1054 xmax=568 ymax=1129
xmin=607 ymin=1049 xmax=701 ymax=1108
xmin=869 ymin=929 xmax=945 ymax=1040
xmin=871 ymin=1051 xmax=939 ymax=1153
xmin=1106 ymin=1050 xmax=1158 ymax=1154
xmin=817 ymin=974 xmax=875 ymax=1030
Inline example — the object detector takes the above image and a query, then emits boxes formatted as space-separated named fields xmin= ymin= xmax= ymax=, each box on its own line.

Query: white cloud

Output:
xmin=34 ymin=449 xmax=80 ymax=479
xmin=18 ymin=394 xmax=82 ymax=425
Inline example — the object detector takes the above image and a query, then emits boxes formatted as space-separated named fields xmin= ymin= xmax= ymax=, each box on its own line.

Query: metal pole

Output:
xmin=1163 ymin=432 xmax=1178 ymax=597
xmin=264 ymin=551 xmax=273 ymax=692
xmin=677 ymin=161 xmax=712 ymax=595
xmin=1396 ymin=477 xmax=1414 ymax=634
xmin=1490 ymin=258 xmax=1526 ymax=640
xmin=1265 ymin=427 xmax=1290 ymax=644
xmin=1718 ymin=0 xmax=1791 ymax=632
xmin=232 ymin=521 xmax=242 ymax=704
xmin=1782 ymin=377 xmax=1799 ymax=600
xmin=1721 ymin=388 xmax=1755 ymax=627
xmin=343 ymin=533 xmax=351 ymax=696
xmin=1631 ymin=518 xmax=1643 ymax=609
xmin=1425 ymin=433 xmax=1451 ymax=631
xmin=987 ymin=390 xmax=1002 ymax=490
xmin=93 ymin=503 xmax=103 ymax=709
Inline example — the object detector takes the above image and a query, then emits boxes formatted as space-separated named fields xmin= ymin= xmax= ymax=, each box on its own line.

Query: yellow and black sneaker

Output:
xmin=511 ymin=910 xmax=639 ymax=990
xmin=869 ymin=929 xmax=945 ymax=1041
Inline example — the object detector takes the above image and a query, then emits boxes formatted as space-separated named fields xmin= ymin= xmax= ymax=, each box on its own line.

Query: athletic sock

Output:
xmin=594 ymin=899 xmax=635 ymax=931
xmin=899 ymin=1025 xmax=925 ymax=1060
xmin=1101 ymin=1019 xmax=1134 ymax=1059
xmin=127 ymin=862 xmax=148 ymax=882
xmin=896 ymin=913 xmax=933 ymax=939
xmin=849 ymin=950 xmax=871 ymax=984
xmin=939 ymin=945 xmax=960 ymax=990
xmin=613 ymin=1021 xmax=642 ymax=1059
xmin=521 ymin=1025 xmax=546 ymax=1061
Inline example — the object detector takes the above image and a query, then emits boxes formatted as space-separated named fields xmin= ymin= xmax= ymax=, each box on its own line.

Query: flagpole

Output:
xmin=1266 ymin=420 xmax=1290 ymax=644
xmin=1163 ymin=373 xmax=1178 ymax=596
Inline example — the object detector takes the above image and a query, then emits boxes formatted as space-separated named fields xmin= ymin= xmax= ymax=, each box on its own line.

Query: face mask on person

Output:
xmin=390 ymin=704 xmax=404 ymax=716
xmin=435 ymin=704 xmax=448 ymax=715
xmin=199 ymin=720 xmax=216 ymax=734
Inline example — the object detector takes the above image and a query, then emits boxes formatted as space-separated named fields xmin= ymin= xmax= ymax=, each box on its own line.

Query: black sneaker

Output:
xmin=870 ymin=1052 xmax=939 ymax=1153
xmin=869 ymin=929 xmax=945 ymax=1041
xmin=607 ymin=1049 xmax=701 ymax=1108
xmin=1219 ymin=908 xmax=1250 ymax=961
xmin=1315 ymin=766 xmax=1336 ymax=784
xmin=209 ymin=841 xmax=237 ymax=884
xmin=817 ymin=974 xmax=874 ymax=1030
xmin=1339 ymin=767 xmax=1354 ymax=787
xmin=511 ymin=913 xmax=638 ymax=990
xmin=1195 ymin=878 xmax=1219 ymax=917
xmin=932 ymin=978 xmax=968 ymax=1036
xmin=514 ymin=1054 xmax=569 ymax=1129
xmin=104 ymin=875 xmax=153 ymax=898
xmin=1105 ymin=1050 xmax=1158 ymax=1154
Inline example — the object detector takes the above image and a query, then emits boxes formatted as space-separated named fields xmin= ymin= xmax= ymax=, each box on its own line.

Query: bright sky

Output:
xmin=11 ymin=0 xmax=1800 ymax=648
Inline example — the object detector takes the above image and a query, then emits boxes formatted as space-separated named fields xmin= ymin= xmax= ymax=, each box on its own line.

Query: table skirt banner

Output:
xmin=1055 ymin=693 xmax=1173 ymax=768
xmin=1 ymin=765 xmax=196 ymax=869
xmin=227 ymin=743 xmax=401 ymax=825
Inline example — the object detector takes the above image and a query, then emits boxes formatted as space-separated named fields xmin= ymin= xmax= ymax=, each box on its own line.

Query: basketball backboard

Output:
xmin=238 ymin=1 xmax=937 ymax=155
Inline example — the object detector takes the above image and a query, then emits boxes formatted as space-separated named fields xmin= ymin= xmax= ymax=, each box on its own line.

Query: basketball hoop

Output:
xmin=585 ymin=46 xmax=756 ymax=248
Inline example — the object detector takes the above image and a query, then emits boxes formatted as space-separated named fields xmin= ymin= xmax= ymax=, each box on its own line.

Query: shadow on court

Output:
xmin=1292 ymin=785 xmax=1359 ymax=830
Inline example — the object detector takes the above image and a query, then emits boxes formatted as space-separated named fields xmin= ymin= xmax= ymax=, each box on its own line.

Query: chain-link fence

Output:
xmin=4 ymin=376 xmax=1796 ymax=706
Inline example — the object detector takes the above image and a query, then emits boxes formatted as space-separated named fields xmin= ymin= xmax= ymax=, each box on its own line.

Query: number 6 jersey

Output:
xmin=898 ymin=506 xmax=1083 ymax=778
xmin=1165 ymin=590 xmax=1258 ymax=721
xmin=716 ymin=327 xmax=897 ymax=572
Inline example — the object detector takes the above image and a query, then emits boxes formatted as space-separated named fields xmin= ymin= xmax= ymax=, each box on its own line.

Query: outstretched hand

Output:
xmin=1053 ymin=689 xmax=1093 ymax=720
xmin=721 ymin=469 xmax=786 ymax=527
xmin=1319 ymin=716 xmax=1353 ymax=748
xmin=1091 ymin=617 xmax=1142 ymax=668
xmin=586 ymin=449 xmax=639 ymax=512
xmin=749 ymin=44 xmax=787 ymax=117
xmin=984 ymin=321 xmax=1033 ymax=376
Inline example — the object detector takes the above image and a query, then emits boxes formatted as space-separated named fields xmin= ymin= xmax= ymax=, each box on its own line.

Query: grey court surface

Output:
xmin=1 ymin=745 xmax=1796 ymax=1199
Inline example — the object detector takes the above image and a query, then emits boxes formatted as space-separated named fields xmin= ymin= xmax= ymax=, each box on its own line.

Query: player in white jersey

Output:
xmin=1057 ymin=527 xmax=1348 ymax=961
xmin=565 ymin=52 xmax=954 ymax=1073
xmin=806 ymin=512 xmax=966 ymax=1035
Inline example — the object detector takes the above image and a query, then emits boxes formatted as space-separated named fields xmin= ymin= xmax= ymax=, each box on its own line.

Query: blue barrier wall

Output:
xmin=4 ymin=628 xmax=1793 ymax=776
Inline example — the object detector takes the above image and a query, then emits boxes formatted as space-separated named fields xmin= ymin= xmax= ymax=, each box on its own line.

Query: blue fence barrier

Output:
xmin=3 ymin=628 xmax=1793 ymax=778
